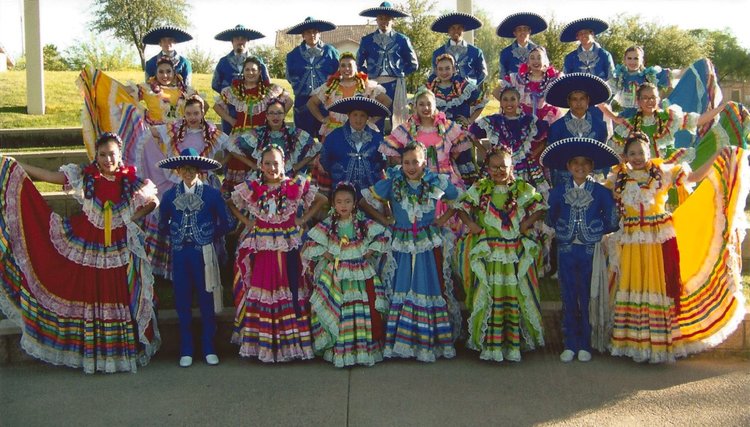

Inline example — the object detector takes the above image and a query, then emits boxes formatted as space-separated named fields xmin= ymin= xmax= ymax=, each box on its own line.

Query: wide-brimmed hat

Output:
xmin=431 ymin=12 xmax=482 ymax=33
xmin=360 ymin=1 xmax=409 ymax=18
xmin=496 ymin=12 xmax=547 ymax=38
xmin=143 ymin=26 xmax=193 ymax=45
xmin=157 ymin=148 xmax=221 ymax=171
xmin=544 ymin=73 xmax=612 ymax=108
xmin=328 ymin=96 xmax=391 ymax=117
xmin=540 ymin=137 xmax=620 ymax=170
xmin=214 ymin=25 xmax=265 ymax=41
xmin=286 ymin=17 xmax=337 ymax=35
xmin=559 ymin=18 xmax=609 ymax=42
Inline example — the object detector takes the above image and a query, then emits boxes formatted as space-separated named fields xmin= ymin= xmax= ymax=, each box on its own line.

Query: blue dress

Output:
xmin=562 ymin=42 xmax=615 ymax=81
xmin=362 ymin=168 xmax=460 ymax=362
xmin=611 ymin=64 xmax=671 ymax=113
xmin=432 ymin=40 xmax=488 ymax=87
xmin=285 ymin=42 xmax=340 ymax=136
xmin=499 ymin=40 xmax=539 ymax=78
xmin=145 ymin=52 xmax=192 ymax=86
xmin=319 ymin=124 xmax=387 ymax=195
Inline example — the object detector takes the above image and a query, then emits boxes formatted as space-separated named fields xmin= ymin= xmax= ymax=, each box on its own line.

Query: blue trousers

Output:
xmin=172 ymin=244 xmax=217 ymax=357
xmin=557 ymin=243 xmax=594 ymax=353
xmin=293 ymin=95 xmax=323 ymax=139
xmin=376 ymin=80 xmax=397 ymax=134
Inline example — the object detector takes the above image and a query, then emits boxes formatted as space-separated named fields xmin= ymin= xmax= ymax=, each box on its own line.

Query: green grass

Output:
xmin=0 ymin=70 xmax=295 ymax=129
xmin=0 ymin=69 xmax=498 ymax=129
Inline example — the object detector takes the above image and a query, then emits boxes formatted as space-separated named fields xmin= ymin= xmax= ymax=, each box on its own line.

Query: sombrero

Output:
xmin=360 ymin=2 xmax=410 ymax=18
xmin=286 ymin=17 xmax=337 ymax=35
xmin=214 ymin=25 xmax=265 ymax=41
xmin=559 ymin=18 xmax=609 ymax=42
xmin=157 ymin=148 xmax=221 ymax=171
xmin=328 ymin=96 xmax=391 ymax=117
xmin=496 ymin=12 xmax=547 ymax=38
xmin=143 ymin=26 xmax=193 ymax=45
xmin=544 ymin=73 xmax=612 ymax=108
xmin=431 ymin=12 xmax=482 ymax=33
xmin=540 ymin=137 xmax=620 ymax=170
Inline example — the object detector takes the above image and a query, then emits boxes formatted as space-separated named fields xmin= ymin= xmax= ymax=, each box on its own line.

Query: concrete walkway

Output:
xmin=1 ymin=348 xmax=748 ymax=426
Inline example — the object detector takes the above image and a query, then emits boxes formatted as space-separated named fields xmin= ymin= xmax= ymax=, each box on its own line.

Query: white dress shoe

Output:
xmin=559 ymin=349 xmax=575 ymax=363
xmin=578 ymin=350 xmax=592 ymax=362
xmin=179 ymin=356 xmax=193 ymax=367
xmin=205 ymin=354 xmax=219 ymax=365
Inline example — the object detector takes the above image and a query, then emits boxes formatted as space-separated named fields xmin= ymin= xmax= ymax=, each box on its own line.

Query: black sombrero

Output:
xmin=328 ymin=96 xmax=391 ymax=117
xmin=360 ymin=2 xmax=409 ymax=18
xmin=214 ymin=25 xmax=265 ymax=41
xmin=540 ymin=137 xmax=620 ymax=170
xmin=142 ymin=26 xmax=193 ymax=45
xmin=286 ymin=17 xmax=337 ymax=35
xmin=431 ymin=12 xmax=482 ymax=33
xmin=496 ymin=12 xmax=547 ymax=38
xmin=544 ymin=73 xmax=612 ymax=108
xmin=559 ymin=18 xmax=609 ymax=42
xmin=157 ymin=148 xmax=221 ymax=171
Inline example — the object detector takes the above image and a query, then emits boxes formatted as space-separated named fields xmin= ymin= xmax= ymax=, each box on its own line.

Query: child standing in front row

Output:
xmin=157 ymin=148 xmax=232 ymax=367
xmin=301 ymin=182 xmax=391 ymax=367
xmin=229 ymin=145 xmax=327 ymax=362
xmin=360 ymin=141 xmax=462 ymax=362
xmin=539 ymin=137 xmax=620 ymax=363
xmin=456 ymin=146 xmax=546 ymax=362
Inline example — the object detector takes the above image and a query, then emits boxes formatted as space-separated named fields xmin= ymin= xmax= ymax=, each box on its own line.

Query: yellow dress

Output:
xmin=608 ymin=152 xmax=748 ymax=363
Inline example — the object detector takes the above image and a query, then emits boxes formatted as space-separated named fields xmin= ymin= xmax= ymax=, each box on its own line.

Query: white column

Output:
xmin=457 ymin=0 xmax=474 ymax=44
xmin=24 ymin=0 xmax=45 ymax=115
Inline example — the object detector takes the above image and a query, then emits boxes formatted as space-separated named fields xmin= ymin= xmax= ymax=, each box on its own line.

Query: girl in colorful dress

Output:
xmin=469 ymin=86 xmax=550 ymax=198
xmin=607 ymin=132 xmax=747 ymax=363
xmin=307 ymin=53 xmax=392 ymax=139
xmin=456 ymin=146 xmax=546 ymax=362
xmin=230 ymin=98 xmax=321 ymax=177
xmin=301 ymin=182 xmax=391 ymax=367
xmin=214 ymin=56 xmax=293 ymax=195
xmin=426 ymin=53 xmax=485 ymax=128
xmin=494 ymin=46 xmax=563 ymax=125
xmin=129 ymin=57 xmax=198 ymax=127
xmin=360 ymin=141 xmax=462 ymax=362
xmin=229 ymin=145 xmax=327 ymax=362
xmin=610 ymin=46 xmax=672 ymax=115
xmin=0 ymin=133 xmax=160 ymax=373
xmin=380 ymin=88 xmax=472 ymax=188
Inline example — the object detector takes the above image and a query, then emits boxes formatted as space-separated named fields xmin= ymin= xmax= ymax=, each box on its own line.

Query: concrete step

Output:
xmin=0 ymin=127 xmax=82 ymax=149
xmin=1 ymin=303 xmax=747 ymax=365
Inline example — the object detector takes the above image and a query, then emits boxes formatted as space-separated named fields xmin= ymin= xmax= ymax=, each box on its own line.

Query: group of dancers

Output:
xmin=1 ymin=3 xmax=749 ymax=373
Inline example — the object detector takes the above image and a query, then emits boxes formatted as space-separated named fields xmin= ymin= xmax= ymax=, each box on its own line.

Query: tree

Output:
xmin=185 ymin=47 xmax=215 ymax=74
xmin=690 ymin=29 xmax=750 ymax=80
xmin=250 ymin=39 xmax=295 ymax=80
xmin=43 ymin=44 xmax=69 ymax=71
xmin=394 ymin=0 xmax=443 ymax=92
xmin=64 ymin=36 xmax=138 ymax=71
xmin=472 ymin=8 xmax=499 ymax=85
xmin=89 ymin=0 xmax=189 ymax=71
xmin=529 ymin=17 xmax=576 ymax=72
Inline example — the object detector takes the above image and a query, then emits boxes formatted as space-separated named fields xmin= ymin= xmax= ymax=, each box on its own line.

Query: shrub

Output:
xmin=64 ymin=36 xmax=138 ymax=71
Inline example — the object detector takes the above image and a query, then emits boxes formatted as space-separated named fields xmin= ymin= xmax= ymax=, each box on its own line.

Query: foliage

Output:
xmin=89 ymin=0 xmax=189 ymax=71
xmin=471 ymin=9 xmax=499 ymax=84
xmin=530 ymin=17 xmax=576 ymax=73
xmin=250 ymin=41 xmax=293 ymax=79
xmin=394 ymin=0 xmax=443 ymax=92
xmin=64 ymin=36 xmax=138 ymax=71
xmin=690 ymin=29 xmax=750 ymax=80
xmin=43 ymin=44 xmax=69 ymax=71
xmin=185 ymin=46 xmax=215 ymax=74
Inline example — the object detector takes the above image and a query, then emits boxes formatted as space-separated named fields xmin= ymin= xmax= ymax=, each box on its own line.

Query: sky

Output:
xmin=1 ymin=0 xmax=749 ymax=61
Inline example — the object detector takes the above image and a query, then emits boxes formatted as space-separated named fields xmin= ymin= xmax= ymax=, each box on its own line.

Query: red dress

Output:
xmin=0 ymin=158 xmax=160 ymax=373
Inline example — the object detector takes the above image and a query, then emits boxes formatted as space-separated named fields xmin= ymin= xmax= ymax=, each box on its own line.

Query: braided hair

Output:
xmin=330 ymin=182 xmax=368 ymax=242
xmin=175 ymin=95 xmax=213 ymax=145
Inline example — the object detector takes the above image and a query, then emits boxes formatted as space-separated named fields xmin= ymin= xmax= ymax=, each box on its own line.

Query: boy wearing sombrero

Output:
xmin=212 ymin=25 xmax=265 ymax=133
xmin=430 ymin=12 xmax=487 ymax=89
xmin=540 ymin=137 xmax=619 ymax=363
xmin=496 ymin=12 xmax=547 ymax=78
xmin=358 ymin=2 xmax=418 ymax=130
xmin=319 ymin=96 xmax=390 ymax=196
xmin=285 ymin=17 xmax=341 ymax=138
xmin=560 ymin=18 xmax=615 ymax=81
xmin=144 ymin=26 xmax=193 ymax=86
xmin=158 ymin=148 xmax=232 ymax=367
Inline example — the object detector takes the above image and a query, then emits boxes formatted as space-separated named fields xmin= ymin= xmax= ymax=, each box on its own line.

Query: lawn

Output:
xmin=0 ymin=69 xmax=499 ymax=129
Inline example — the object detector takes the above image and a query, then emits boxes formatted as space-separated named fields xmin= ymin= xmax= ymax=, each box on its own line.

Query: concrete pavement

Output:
xmin=1 ymin=347 xmax=748 ymax=426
